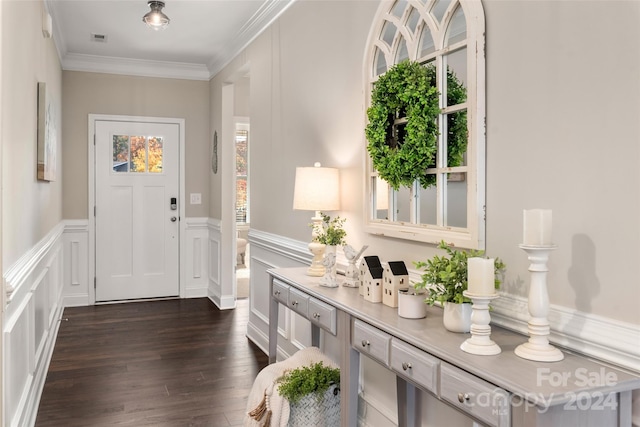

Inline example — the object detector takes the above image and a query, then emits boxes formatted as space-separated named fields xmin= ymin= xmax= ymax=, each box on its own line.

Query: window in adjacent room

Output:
xmin=235 ymin=128 xmax=249 ymax=224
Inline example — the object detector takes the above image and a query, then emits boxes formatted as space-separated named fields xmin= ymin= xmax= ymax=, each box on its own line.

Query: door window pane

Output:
xmin=148 ymin=136 xmax=163 ymax=173
xmin=113 ymin=135 xmax=129 ymax=172
xmin=130 ymin=136 xmax=147 ymax=173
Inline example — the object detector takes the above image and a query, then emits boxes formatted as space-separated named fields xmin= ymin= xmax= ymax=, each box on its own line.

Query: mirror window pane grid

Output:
xmin=365 ymin=0 xmax=484 ymax=248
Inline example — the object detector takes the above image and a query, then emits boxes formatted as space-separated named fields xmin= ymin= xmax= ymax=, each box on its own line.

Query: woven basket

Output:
xmin=287 ymin=384 xmax=340 ymax=426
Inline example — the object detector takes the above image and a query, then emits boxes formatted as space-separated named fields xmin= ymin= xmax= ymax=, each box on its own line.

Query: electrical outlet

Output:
xmin=190 ymin=193 xmax=202 ymax=205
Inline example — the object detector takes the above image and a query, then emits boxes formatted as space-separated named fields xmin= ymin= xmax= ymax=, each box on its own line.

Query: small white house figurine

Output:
xmin=383 ymin=261 xmax=409 ymax=308
xmin=358 ymin=259 xmax=367 ymax=296
xmin=362 ymin=256 xmax=384 ymax=303
xmin=344 ymin=244 xmax=368 ymax=288
xmin=319 ymin=251 xmax=338 ymax=288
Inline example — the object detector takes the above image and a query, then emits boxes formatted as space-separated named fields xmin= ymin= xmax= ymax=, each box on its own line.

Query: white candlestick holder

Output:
xmin=460 ymin=291 xmax=501 ymax=355
xmin=515 ymin=244 xmax=564 ymax=362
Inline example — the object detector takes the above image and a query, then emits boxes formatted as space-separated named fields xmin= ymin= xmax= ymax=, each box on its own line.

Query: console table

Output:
xmin=268 ymin=267 xmax=639 ymax=427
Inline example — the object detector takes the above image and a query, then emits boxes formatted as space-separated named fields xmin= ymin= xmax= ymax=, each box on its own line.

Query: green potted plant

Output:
xmin=311 ymin=213 xmax=347 ymax=246
xmin=278 ymin=362 xmax=341 ymax=425
xmin=413 ymin=241 xmax=505 ymax=333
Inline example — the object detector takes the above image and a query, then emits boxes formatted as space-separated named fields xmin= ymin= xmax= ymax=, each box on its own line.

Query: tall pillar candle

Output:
xmin=467 ymin=257 xmax=495 ymax=295
xmin=523 ymin=209 xmax=552 ymax=246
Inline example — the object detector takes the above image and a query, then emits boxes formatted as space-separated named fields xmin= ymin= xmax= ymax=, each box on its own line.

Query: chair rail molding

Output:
xmin=491 ymin=294 xmax=640 ymax=374
xmin=4 ymin=222 xmax=64 ymax=303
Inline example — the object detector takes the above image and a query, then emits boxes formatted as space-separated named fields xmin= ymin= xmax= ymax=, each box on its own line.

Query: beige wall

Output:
xmin=484 ymin=0 xmax=640 ymax=322
xmin=211 ymin=0 xmax=640 ymax=324
xmin=1 ymin=0 xmax=62 ymax=268
xmin=62 ymin=72 xmax=210 ymax=219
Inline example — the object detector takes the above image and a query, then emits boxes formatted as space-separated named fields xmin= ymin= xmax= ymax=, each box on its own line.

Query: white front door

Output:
xmin=94 ymin=119 xmax=180 ymax=302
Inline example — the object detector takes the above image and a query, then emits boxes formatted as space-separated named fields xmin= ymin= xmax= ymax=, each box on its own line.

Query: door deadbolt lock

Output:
xmin=170 ymin=197 xmax=177 ymax=210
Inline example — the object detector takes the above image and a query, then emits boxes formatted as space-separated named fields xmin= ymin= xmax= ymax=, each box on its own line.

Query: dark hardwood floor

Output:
xmin=35 ymin=298 xmax=268 ymax=427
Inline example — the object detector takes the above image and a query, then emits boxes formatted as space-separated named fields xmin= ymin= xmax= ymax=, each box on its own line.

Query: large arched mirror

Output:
xmin=364 ymin=0 xmax=486 ymax=249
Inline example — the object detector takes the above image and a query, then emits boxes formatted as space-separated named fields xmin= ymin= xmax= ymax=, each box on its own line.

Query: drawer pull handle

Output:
xmin=457 ymin=393 xmax=470 ymax=403
xmin=291 ymin=301 xmax=298 ymax=306
xmin=312 ymin=312 xmax=320 ymax=319
xmin=361 ymin=340 xmax=370 ymax=348
xmin=402 ymin=362 xmax=412 ymax=371
xmin=274 ymin=290 xmax=280 ymax=296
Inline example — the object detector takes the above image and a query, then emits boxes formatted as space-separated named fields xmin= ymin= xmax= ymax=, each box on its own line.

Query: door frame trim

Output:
xmin=88 ymin=114 xmax=186 ymax=304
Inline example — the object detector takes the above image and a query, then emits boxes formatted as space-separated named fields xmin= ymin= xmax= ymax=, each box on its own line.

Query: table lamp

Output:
xmin=293 ymin=162 xmax=340 ymax=276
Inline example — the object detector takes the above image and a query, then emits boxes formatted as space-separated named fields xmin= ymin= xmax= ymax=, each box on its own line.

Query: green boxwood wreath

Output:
xmin=365 ymin=60 xmax=467 ymax=190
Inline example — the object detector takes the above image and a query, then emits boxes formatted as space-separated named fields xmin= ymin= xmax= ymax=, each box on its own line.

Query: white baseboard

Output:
xmin=184 ymin=287 xmax=208 ymax=298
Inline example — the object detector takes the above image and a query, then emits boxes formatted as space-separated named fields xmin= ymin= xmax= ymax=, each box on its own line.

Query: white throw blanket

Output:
xmin=244 ymin=347 xmax=339 ymax=427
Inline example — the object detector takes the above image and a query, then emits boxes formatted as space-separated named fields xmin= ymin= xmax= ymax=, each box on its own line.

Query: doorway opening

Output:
xmin=235 ymin=120 xmax=250 ymax=299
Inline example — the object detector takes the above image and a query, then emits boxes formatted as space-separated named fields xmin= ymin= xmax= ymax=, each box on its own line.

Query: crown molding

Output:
xmin=206 ymin=0 xmax=296 ymax=77
xmin=49 ymin=0 xmax=296 ymax=81
xmin=62 ymin=53 xmax=211 ymax=81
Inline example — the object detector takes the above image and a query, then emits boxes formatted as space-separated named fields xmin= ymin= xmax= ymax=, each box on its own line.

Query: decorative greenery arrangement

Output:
xmin=277 ymin=362 xmax=340 ymax=404
xmin=413 ymin=241 xmax=505 ymax=305
xmin=365 ymin=60 xmax=467 ymax=190
xmin=312 ymin=213 xmax=347 ymax=246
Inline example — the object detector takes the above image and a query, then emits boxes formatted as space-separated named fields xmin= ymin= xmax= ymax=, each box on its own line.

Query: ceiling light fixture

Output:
xmin=143 ymin=1 xmax=170 ymax=31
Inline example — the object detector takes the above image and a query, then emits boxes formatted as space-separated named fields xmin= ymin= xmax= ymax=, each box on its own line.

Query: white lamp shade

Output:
xmin=293 ymin=166 xmax=340 ymax=211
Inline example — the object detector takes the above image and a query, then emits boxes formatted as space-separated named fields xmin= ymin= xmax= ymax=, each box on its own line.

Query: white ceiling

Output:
xmin=46 ymin=0 xmax=295 ymax=80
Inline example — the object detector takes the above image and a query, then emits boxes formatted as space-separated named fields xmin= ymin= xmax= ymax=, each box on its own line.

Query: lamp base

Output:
xmin=307 ymin=241 xmax=326 ymax=277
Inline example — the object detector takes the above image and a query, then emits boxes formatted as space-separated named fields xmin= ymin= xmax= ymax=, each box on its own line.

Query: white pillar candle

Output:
xmin=523 ymin=209 xmax=552 ymax=246
xmin=467 ymin=257 xmax=495 ymax=296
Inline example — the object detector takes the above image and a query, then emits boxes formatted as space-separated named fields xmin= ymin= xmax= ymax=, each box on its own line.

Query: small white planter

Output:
xmin=397 ymin=289 xmax=427 ymax=319
xmin=443 ymin=302 xmax=472 ymax=333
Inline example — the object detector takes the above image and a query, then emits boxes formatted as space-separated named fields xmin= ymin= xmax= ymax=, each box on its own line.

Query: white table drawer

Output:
xmin=352 ymin=319 xmax=391 ymax=366
xmin=440 ymin=362 xmax=510 ymax=427
xmin=390 ymin=338 xmax=439 ymax=394
xmin=272 ymin=279 xmax=289 ymax=305
xmin=309 ymin=297 xmax=337 ymax=335
xmin=288 ymin=287 xmax=309 ymax=317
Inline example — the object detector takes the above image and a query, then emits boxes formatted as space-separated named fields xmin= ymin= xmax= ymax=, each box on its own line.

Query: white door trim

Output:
xmin=88 ymin=114 xmax=186 ymax=304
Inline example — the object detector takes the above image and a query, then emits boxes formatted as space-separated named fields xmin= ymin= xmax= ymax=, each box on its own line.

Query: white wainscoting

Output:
xmin=3 ymin=223 xmax=65 ymax=427
xmin=62 ymin=220 xmax=90 ymax=307
xmin=184 ymin=218 xmax=209 ymax=298
xmin=245 ymin=229 xmax=314 ymax=360
xmin=206 ymin=219 xmax=223 ymax=308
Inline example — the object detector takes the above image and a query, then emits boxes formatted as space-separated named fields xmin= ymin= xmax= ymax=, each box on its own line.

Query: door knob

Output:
xmin=170 ymin=216 xmax=177 ymax=222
